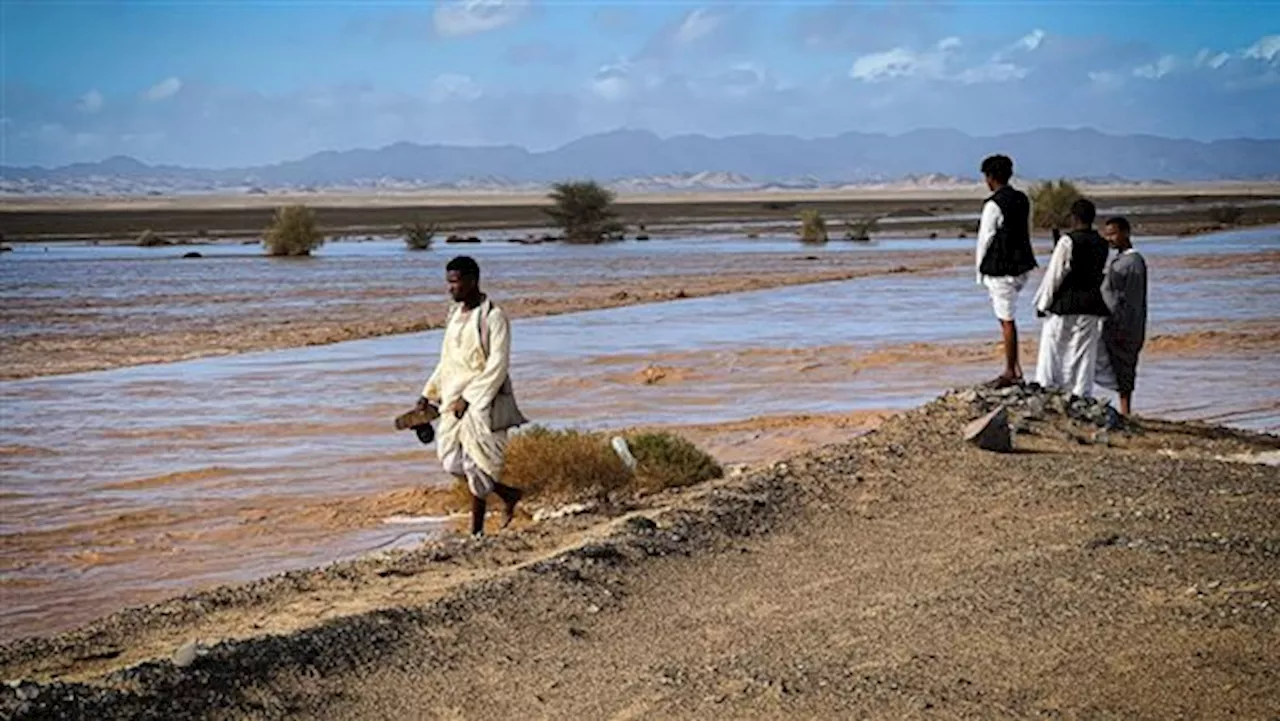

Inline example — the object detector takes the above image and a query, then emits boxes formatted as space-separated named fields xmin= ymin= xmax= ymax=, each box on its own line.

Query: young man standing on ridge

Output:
xmin=418 ymin=256 xmax=527 ymax=537
xmin=975 ymin=154 xmax=1038 ymax=388
xmin=1095 ymin=216 xmax=1148 ymax=415
xmin=1033 ymin=198 xmax=1111 ymax=397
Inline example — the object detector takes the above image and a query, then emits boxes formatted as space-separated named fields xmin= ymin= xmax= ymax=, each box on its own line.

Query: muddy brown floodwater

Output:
xmin=0 ymin=227 xmax=1277 ymax=643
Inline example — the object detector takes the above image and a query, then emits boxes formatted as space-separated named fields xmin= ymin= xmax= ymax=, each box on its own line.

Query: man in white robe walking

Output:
xmin=1033 ymin=198 xmax=1111 ymax=397
xmin=418 ymin=256 xmax=525 ymax=536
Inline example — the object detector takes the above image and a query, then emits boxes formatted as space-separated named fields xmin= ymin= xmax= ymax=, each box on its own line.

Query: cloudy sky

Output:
xmin=3 ymin=1 xmax=1278 ymax=168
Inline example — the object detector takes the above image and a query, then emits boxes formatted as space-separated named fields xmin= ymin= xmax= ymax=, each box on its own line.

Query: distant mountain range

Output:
xmin=3 ymin=128 xmax=1278 ymax=196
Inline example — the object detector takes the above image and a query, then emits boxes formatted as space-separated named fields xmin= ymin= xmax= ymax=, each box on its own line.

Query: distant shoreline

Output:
xmin=3 ymin=183 xmax=1279 ymax=242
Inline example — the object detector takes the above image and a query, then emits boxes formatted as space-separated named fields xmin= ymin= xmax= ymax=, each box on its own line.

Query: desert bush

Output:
xmin=401 ymin=220 xmax=439 ymax=250
xmin=545 ymin=180 xmax=624 ymax=244
xmin=624 ymin=431 xmax=723 ymax=493
xmin=1207 ymin=204 xmax=1244 ymax=225
xmin=502 ymin=426 xmax=721 ymax=501
xmin=136 ymin=229 xmax=170 ymax=247
xmin=1029 ymin=179 xmax=1082 ymax=229
xmin=503 ymin=426 xmax=632 ymax=501
xmin=799 ymin=209 xmax=828 ymax=243
xmin=843 ymin=216 xmax=879 ymax=241
xmin=264 ymin=205 xmax=324 ymax=256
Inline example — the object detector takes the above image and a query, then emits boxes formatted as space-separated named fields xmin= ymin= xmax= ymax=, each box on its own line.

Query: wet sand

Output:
xmin=2 ymin=391 xmax=1277 ymax=719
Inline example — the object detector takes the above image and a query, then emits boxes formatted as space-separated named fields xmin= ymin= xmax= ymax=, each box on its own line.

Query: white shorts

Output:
xmin=983 ymin=272 xmax=1030 ymax=322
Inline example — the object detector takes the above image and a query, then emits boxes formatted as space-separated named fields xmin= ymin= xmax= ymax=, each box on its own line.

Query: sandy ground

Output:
xmin=2 ymin=390 xmax=1277 ymax=719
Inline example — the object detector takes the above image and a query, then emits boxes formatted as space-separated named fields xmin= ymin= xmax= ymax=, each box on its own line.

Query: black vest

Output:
xmin=979 ymin=186 xmax=1037 ymax=277
xmin=1048 ymin=228 xmax=1111 ymax=317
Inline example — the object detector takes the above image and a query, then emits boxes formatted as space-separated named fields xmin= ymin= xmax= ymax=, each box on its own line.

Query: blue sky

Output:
xmin=3 ymin=1 xmax=1278 ymax=167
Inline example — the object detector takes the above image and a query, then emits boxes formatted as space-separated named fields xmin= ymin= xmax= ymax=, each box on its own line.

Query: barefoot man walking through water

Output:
xmin=419 ymin=256 xmax=527 ymax=536
xmin=976 ymin=154 xmax=1038 ymax=387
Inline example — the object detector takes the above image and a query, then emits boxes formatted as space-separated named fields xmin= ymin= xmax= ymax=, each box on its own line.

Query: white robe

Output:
xmin=1033 ymin=234 xmax=1103 ymax=398
xmin=421 ymin=299 xmax=512 ymax=484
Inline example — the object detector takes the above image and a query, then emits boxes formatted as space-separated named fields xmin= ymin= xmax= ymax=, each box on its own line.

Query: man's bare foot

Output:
xmin=986 ymin=374 xmax=1022 ymax=389
xmin=501 ymin=488 xmax=523 ymax=529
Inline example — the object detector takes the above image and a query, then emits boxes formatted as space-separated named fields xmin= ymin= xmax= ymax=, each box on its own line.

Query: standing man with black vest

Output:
xmin=1032 ymin=198 xmax=1111 ymax=397
xmin=975 ymin=154 xmax=1037 ymax=388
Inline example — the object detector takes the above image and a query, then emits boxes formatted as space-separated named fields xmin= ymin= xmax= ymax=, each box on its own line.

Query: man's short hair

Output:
xmin=980 ymin=154 xmax=1014 ymax=183
xmin=446 ymin=255 xmax=480 ymax=279
xmin=1071 ymin=198 xmax=1097 ymax=226
xmin=1104 ymin=216 xmax=1131 ymax=234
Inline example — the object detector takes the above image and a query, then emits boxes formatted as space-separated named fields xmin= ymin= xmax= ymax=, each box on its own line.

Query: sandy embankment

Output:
xmin=2 ymin=389 xmax=1277 ymax=719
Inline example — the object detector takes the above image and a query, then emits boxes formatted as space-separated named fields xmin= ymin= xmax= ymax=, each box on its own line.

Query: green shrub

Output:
xmin=264 ymin=205 xmax=324 ymax=256
xmin=625 ymin=431 xmax=723 ymax=493
xmin=545 ymin=180 xmax=624 ymax=244
xmin=799 ymin=209 xmax=828 ymax=243
xmin=401 ymin=220 xmax=439 ymax=250
xmin=843 ymin=217 xmax=879 ymax=241
xmin=1029 ymin=179 xmax=1083 ymax=229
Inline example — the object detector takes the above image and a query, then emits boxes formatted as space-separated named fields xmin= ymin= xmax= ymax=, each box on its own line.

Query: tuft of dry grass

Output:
xmin=503 ymin=427 xmax=632 ymax=501
xmin=499 ymin=426 xmax=721 ymax=502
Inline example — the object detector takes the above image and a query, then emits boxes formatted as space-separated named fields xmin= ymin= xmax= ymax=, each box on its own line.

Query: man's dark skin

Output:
xmin=418 ymin=266 xmax=522 ymax=536
xmin=984 ymin=170 xmax=1023 ymax=385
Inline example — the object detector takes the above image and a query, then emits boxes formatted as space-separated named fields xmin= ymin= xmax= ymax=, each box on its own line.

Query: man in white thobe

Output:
xmin=975 ymin=154 xmax=1038 ymax=387
xmin=419 ymin=256 xmax=523 ymax=536
xmin=1033 ymin=198 xmax=1111 ymax=398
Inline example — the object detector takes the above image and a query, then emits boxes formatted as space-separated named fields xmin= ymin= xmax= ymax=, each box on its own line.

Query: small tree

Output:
xmin=545 ymin=180 xmax=624 ymax=244
xmin=1030 ymin=179 xmax=1083 ymax=230
xmin=401 ymin=220 xmax=439 ymax=250
xmin=1207 ymin=204 xmax=1244 ymax=225
xmin=844 ymin=216 xmax=879 ymax=241
xmin=799 ymin=209 xmax=828 ymax=243
xmin=264 ymin=205 xmax=324 ymax=257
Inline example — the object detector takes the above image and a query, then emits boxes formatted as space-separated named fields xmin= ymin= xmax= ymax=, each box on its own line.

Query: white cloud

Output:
xmin=1195 ymin=49 xmax=1230 ymax=69
xmin=433 ymin=0 xmax=527 ymax=38
xmin=1088 ymin=70 xmax=1124 ymax=88
xmin=1133 ymin=55 xmax=1177 ymax=79
xmin=674 ymin=8 xmax=723 ymax=45
xmin=1018 ymin=29 xmax=1046 ymax=52
xmin=850 ymin=37 xmax=960 ymax=83
xmin=850 ymin=36 xmax=1026 ymax=85
xmin=77 ymin=89 xmax=104 ymax=113
xmin=428 ymin=73 xmax=482 ymax=102
xmin=145 ymin=77 xmax=182 ymax=101
xmin=590 ymin=63 xmax=633 ymax=101
xmin=1243 ymin=34 xmax=1280 ymax=62
xmin=957 ymin=62 xmax=1028 ymax=84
